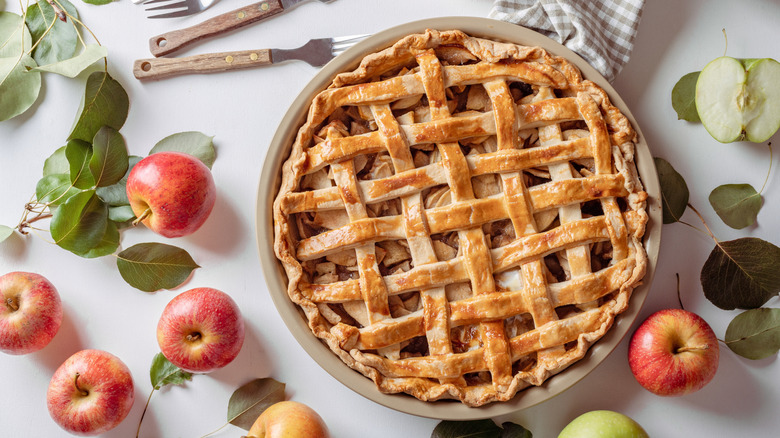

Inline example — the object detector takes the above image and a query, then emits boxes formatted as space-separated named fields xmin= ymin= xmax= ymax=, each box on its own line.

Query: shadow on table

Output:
xmin=185 ymin=188 xmax=245 ymax=256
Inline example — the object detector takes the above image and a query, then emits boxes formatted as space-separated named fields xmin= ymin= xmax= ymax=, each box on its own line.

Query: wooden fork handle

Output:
xmin=148 ymin=0 xmax=284 ymax=57
xmin=133 ymin=49 xmax=273 ymax=80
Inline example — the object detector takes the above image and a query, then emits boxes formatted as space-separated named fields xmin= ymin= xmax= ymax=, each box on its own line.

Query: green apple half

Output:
xmin=696 ymin=56 xmax=780 ymax=143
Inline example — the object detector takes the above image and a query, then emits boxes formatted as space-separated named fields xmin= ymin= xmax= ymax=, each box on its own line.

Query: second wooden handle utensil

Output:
xmin=148 ymin=0 xmax=334 ymax=57
xmin=134 ymin=49 xmax=273 ymax=79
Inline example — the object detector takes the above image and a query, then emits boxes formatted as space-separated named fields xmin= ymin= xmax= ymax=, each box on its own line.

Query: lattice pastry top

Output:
xmin=273 ymin=29 xmax=648 ymax=407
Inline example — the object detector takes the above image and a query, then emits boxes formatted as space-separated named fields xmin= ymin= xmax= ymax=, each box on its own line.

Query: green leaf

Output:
xmin=108 ymin=205 xmax=135 ymax=223
xmin=43 ymin=146 xmax=69 ymax=176
xmin=71 ymin=219 xmax=118 ymax=258
xmin=708 ymin=183 xmax=762 ymax=229
xmin=0 ymin=12 xmax=32 ymax=57
xmin=96 ymin=155 xmax=141 ymax=206
xmin=29 ymin=44 xmax=107 ymax=78
xmin=499 ymin=422 xmax=533 ymax=438
xmin=431 ymin=420 xmax=503 ymax=438
xmin=24 ymin=0 xmax=79 ymax=66
xmin=150 ymin=131 xmax=216 ymax=169
xmin=0 ymin=54 xmax=41 ymax=122
xmin=0 ymin=225 xmax=13 ymax=243
xmin=654 ymin=157 xmax=689 ymax=224
xmin=35 ymin=173 xmax=80 ymax=205
xmin=671 ymin=71 xmax=701 ymax=123
xmin=65 ymin=139 xmax=95 ymax=189
xmin=227 ymin=378 xmax=286 ymax=431
xmin=68 ymin=71 xmax=129 ymax=142
xmin=702 ymin=237 xmax=780 ymax=310
xmin=116 ymin=242 xmax=200 ymax=292
xmin=725 ymin=308 xmax=780 ymax=360
xmin=82 ymin=0 xmax=114 ymax=5
xmin=90 ymin=126 xmax=128 ymax=187
xmin=50 ymin=190 xmax=108 ymax=254
xmin=150 ymin=352 xmax=192 ymax=390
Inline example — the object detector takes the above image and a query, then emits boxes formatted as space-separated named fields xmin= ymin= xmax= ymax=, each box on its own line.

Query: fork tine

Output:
xmin=146 ymin=1 xmax=189 ymax=12
xmin=331 ymin=34 xmax=368 ymax=55
xmin=147 ymin=9 xmax=194 ymax=18
xmin=143 ymin=0 xmax=176 ymax=5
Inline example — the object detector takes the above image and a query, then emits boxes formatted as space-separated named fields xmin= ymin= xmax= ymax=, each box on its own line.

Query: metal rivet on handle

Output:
xmin=225 ymin=56 xmax=234 ymax=64
xmin=260 ymin=2 xmax=269 ymax=11
xmin=237 ymin=11 xmax=246 ymax=19
xmin=250 ymin=53 xmax=259 ymax=61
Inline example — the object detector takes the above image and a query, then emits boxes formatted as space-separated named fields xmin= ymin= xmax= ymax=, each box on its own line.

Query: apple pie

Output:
xmin=273 ymin=29 xmax=648 ymax=407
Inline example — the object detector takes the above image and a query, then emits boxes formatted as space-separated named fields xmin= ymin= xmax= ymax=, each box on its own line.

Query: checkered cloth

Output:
xmin=489 ymin=0 xmax=645 ymax=82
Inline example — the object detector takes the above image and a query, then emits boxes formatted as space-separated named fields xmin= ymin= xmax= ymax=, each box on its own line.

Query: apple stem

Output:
xmin=132 ymin=208 xmax=152 ymax=226
xmin=74 ymin=373 xmax=89 ymax=397
xmin=5 ymin=297 xmax=19 ymax=312
xmin=186 ymin=332 xmax=202 ymax=342
xmin=677 ymin=345 xmax=709 ymax=354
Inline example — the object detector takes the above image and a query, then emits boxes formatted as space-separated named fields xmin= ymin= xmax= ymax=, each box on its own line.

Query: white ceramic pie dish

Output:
xmin=256 ymin=16 xmax=662 ymax=420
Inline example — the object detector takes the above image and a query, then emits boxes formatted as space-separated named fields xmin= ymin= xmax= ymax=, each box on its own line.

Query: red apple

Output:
xmin=0 ymin=271 xmax=62 ymax=355
xmin=628 ymin=308 xmax=719 ymax=396
xmin=47 ymin=349 xmax=135 ymax=436
xmin=247 ymin=401 xmax=330 ymax=438
xmin=157 ymin=287 xmax=244 ymax=373
xmin=126 ymin=151 xmax=216 ymax=238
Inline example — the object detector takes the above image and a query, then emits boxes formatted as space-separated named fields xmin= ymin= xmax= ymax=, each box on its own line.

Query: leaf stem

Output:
xmin=199 ymin=422 xmax=229 ymax=438
xmin=758 ymin=142 xmax=773 ymax=195
xmin=45 ymin=0 xmax=67 ymax=21
xmin=16 ymin=210 xmax=52 ymax=235
xmin=135 ymin=388 xmax=155 ymax=438
xmin=686 ymin=203 xmax=718 ymax=243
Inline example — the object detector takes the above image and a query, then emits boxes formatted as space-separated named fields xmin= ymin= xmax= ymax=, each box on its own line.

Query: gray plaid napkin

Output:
xmin=489 ymin=0 xmax=645 ymax=82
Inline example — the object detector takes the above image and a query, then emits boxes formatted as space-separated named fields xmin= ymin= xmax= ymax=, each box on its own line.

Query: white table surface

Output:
xmin=2 ymin=0 xmax=779 ymax=436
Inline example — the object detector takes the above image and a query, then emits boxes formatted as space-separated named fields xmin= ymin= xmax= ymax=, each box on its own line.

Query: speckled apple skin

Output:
xmin=47 ymin=349 xmax=135 ymax=436
xmin=127 ymin=151 xmax=216 ymax=238
xmin=0 ymin=271 xmax=62 ymax=355
xmin=157 ymin=287 xmax=245 ymax=373
xmin=628 ymin=309 xmax=719 ymax=397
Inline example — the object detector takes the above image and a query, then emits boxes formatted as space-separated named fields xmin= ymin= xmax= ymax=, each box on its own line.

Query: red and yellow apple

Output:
xmin=247 ymin=401 xmax=330 ymax=438
xmin=628 ymin=308 xmax=719 ymax=396
xmin=157 ymin=287 xmax=244 ymax=373
xmin=0 ymin=271 xmax=62 ymax=355
xmin=47 ymin=349 xmax=135 ymax=436
xmin=127 ymin=151 xmax=216 ymax=238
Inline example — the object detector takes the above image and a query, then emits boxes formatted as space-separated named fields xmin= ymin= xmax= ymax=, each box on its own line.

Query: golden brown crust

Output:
xmin=272 ymin=29 xmax=647 ymax=407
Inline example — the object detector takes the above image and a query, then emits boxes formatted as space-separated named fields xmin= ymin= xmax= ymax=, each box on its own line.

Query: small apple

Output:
xmin=558 ymin=410 xmax=648 ymax=438
xmin=157 ymin=287 xmax=244 ymax=373
xmin=127 ymin=151 xmax=216 ymax=238
xmin=247 ymin=401 xmax=330 ymax=438
xmin=0 ymin=271 xmax=62 ymax=355
xmin=628 ymin=308 xmax=719 ymax=396
xmin=47 ymin=349 xmax=135 ymax=436
xmin=696 ymin=56 xmax=780 ymax=142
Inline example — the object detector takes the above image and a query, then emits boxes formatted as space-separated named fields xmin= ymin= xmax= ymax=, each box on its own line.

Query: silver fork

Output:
xmin=133 ymin=34 xmax=368 ymax=80
xmin=145 ymin=0 xmax=218 ymax=19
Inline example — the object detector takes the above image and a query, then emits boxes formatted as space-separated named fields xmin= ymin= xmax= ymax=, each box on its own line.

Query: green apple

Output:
xmin=696 ymin=56 xmax=780 ymax=143
xmin=558 ymin=410 xmax=648 ymax=438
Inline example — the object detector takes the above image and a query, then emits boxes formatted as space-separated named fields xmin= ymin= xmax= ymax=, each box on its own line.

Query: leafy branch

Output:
xmin=1 ymin=0 xmax=112 ymax=121
xmin=656 ymin=156 xmax=780 ymax=360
